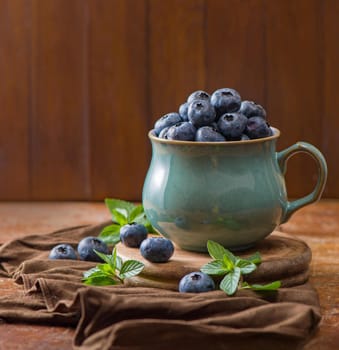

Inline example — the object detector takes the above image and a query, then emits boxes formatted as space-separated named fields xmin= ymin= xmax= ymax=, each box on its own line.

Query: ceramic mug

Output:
xmin=142 ymin=128 xmax=327 ymax=252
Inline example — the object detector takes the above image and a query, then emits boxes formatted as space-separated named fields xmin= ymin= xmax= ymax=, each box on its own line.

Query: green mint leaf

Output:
xmin=219 ymin=267 xmax=241 ymax=296
xmin=83 ymin=273 xmax=119 ymax=286
xmin=235 ymin=259 xmax=257 ymax=275
xmin=119 ymin=260 xmax=145 ymax=279
xmin=244 ymin=251 xmax=262 ymax=265
xmin=105 ymin=198 xmax=136 ymax=217
xmin=83 ymin=267 xmax=100 ymax=279
xmin=93 ymin=250 xmax=113 ymax=265
xmin=200 ymin=260 xmax=228 ymax=275
xmin=99 ymin=224 xmax=121 ymax=245
xmin=245 ymin=281 xmax=281 ymax=291
xmin=128 ymin=204 xmax=145 ymax=222
xmin=96 ymin=263 xmax=115 ymax=275
xmin=207 ymin=240 xmax=228 ymax=260
xmin=111 ymin=209 xmax=128 ymax=225
xmin=222 ymin=254 xmax=235 ymax=271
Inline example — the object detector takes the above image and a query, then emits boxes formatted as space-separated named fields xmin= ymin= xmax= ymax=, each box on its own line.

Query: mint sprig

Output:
xmin=99 ymin=198 xmax=155 ymax=244
xmin=200 ymin=240 xmax=281 ymax=296
xmin=82 ymin=248 xmax=144 ymax=286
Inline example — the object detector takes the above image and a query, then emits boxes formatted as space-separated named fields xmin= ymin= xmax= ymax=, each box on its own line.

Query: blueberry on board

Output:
xmin=179 ymin=272 xmax=215 ymax=293
xmin=178 ymin=102 xmax=189 ymax=121
xmin=245 ymin=116 xmax=273 ymax=139
xmin=187 ymin=90 xmax=210 ymax=104
xmin=195 ymin=126 xmax=226 ymax=142
xmin=210 ymin=88 xmax=241 ymax=118
xmin=154 ymin=112 xmax=182 ymax=136
xmin=166 ymin=122 xmax=197 ymax=141
xmin=120 ymin=223 xmax=148 ymax=248
xmin=140 ymin=237 xmax=174 ymax=263
xmin=49 ymin=244 xmax=77 ymax=260
xmin=217 ymin=113 xmax=247 ymax=140
xmin=187 ymin=99 xmax=216 ymax=128
xmin=77 ymin=236 xmax=110 ymax=262
xmin=239 ymin=100 xmax=266 ymax=119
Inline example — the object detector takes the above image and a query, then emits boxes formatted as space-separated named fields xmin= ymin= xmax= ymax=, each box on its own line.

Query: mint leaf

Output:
xmin=119 ymin=260 xmax=144 ymax=279
xmin=105 ymin=198 xmax=136 ymax=217
xmin=93 ymin=250 xmax=114 ymax=265
xmin=82 ymin=269 xmax=120 ymax=286
xmin=222 ymin=253 xmax=235 ymax=271
xmin=242 ymin=281 xmax=281 ymax=291
xmin=201 ymin=260 xmax=227 ymax=275
xmin=219 ymin=267 xmax=241 ymax=296
xmin=111 ymin=209 xmax=128 ymax=225
xmin=244 ymin=251 xmax=262 ymax=265
xmin=207 ymin=240 xmax=227 ymax=260
xmin=128 ymin=205 xmax=145 ymax=222
xmin=83 ymin=248 xmax=144 ymax=286
xmin=99 ymin=224 xmax=121 ymax=245
xmin=235 ymin=259 xmax=257 ymax=275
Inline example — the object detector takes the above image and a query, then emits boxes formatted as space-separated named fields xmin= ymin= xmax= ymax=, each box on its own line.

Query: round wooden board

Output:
xmin=117 ymin=231 xmax=312 ymax=291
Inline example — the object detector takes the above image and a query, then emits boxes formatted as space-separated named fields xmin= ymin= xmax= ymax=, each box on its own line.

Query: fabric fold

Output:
xmin=0 ymin=221 xmax=321 ymax=349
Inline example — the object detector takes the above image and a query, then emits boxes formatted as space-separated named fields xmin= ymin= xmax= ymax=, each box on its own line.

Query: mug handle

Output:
xmin=277 ymin=141 xmax=327 ymax=223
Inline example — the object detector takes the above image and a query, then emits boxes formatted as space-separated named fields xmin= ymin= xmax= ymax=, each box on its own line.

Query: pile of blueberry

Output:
xmin=153 ymin=88 xmax=273 ymax=142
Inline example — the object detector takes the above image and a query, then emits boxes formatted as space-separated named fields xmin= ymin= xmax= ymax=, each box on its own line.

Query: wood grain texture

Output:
xmin=88 ymin=0 xmax=149 ymax=201
xmin=149 ymin=0 xmax=205 ymax=120
xmin=322 ymin=0 xmax=339 ymax=198
xmin=205 ymin=0 xmax=266 ymax=105
xmin=30 ymin=0 xmax=89 ymax=199
xmin=265 ymin=0 xmax=323 ymax=198
xmin=0 ymin=0 xmax=31 ymax=199
xmin=0 ymin=0 xmax=338 ymax=200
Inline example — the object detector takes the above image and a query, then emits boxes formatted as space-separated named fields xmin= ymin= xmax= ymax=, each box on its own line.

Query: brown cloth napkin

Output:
xmin=0 ymin=222 xmax=321 ymax=350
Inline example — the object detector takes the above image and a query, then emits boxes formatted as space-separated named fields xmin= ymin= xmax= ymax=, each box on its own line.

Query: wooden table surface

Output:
xmin=0 ymin=200 xmax=338 ymax=349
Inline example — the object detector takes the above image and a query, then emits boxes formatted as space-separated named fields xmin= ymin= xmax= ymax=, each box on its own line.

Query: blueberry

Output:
xmin=195 ymin=126 xmax=226 ymax=142
xmin=187 ymin=99 xmax=216 ymax=127
xmin=217 ymin=113 xmax=247 ymax=140
xmin=77 ymin=236 xmax=110 ymax=262
xmin=239 ymin=100 xmax=266 ymax=119
xmin=140 ymin=237 xmax=174 ymax=263
xmin=178 ymin=102 xmax=189 ymax=121
xmin=210 ymin=88 xmax=241 ymax=118
xmin=158 ymin=126 xmax=170 ymax=139
xmin=166 ymin=122 xmax=196 ymax=141
xmin=154 ymin=112 xmax=182 ymax=136
xmin=187 ymin=90 xmax=210 ymax=104
xmin=120 ymin=223 xmax=148 ymax=248
xmin=49 ymin=244 xmax=77 ymax=260
xmin=240 ymin=133 xmax=250 ymax=141
xmin=178 ymin=272 xmax=215 ymax=293
xmin=245 ymin=116 xmax=273 ymax=139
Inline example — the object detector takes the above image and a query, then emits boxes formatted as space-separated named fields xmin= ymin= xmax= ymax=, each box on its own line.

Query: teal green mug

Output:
xmin=142 ymin=128 xmax=327 ymax=252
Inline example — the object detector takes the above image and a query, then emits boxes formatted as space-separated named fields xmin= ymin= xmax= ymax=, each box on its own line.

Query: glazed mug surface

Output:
xmin=142 ymin=128 xmax=327 ymax=252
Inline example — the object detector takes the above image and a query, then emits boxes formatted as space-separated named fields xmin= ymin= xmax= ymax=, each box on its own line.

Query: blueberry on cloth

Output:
xmin=49 ymin=244 xmax=77 ymax=260
xmin=77 ymin=236 xmax=110 ymax=262
xmin=179 ymin=272 xmax=215 ymax=293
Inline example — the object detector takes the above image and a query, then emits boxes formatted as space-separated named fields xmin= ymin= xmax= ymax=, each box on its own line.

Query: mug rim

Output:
xmin=149 ymin=127 xmax=280 ymax=145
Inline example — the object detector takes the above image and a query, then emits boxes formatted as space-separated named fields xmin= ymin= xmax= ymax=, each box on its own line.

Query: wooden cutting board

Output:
xmin=117 ymin=231 xmax=312 ymax=291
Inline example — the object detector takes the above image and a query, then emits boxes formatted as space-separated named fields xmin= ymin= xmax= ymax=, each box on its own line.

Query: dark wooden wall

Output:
xmin=0 ymin=0 xmax=338 ymax=201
